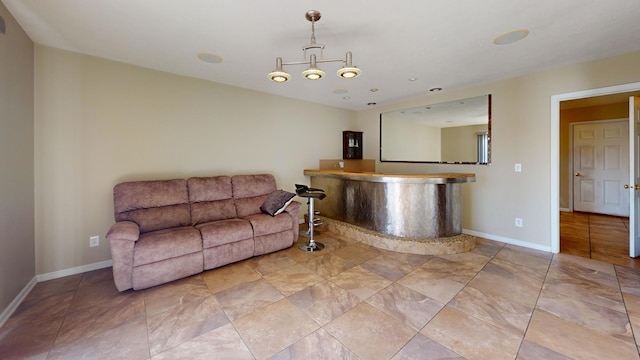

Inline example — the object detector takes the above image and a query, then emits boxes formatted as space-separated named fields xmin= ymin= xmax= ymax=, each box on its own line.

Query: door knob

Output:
xmin=625 ymin=184 xmax=630 ymax=189
xmin=575 ymin=172 xmax=582 ymax=177
xmin=636 ymin=184 xmax=640 ymax=190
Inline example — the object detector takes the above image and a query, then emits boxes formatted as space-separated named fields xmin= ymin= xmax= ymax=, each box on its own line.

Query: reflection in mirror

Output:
xmin=380 ymin=94 xmax=491 ymax=164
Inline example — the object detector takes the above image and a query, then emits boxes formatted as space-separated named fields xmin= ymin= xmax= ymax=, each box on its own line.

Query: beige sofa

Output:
xmin=106 ymin=174 xmax=300 ymax=291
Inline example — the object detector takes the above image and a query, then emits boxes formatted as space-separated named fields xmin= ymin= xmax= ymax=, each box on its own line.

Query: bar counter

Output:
xmin=304 ymin=170 xmax=476 ymax=254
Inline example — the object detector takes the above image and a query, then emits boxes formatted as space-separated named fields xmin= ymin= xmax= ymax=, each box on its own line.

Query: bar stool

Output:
xmin=295 ymin=184 xmax=326 ymax=252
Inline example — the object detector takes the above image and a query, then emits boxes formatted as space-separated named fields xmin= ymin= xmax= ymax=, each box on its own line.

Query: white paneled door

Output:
xmin=629 ymin=96 xmax=640 ymax=257
xmin=573 ymin=120 xmax=629 ymax=217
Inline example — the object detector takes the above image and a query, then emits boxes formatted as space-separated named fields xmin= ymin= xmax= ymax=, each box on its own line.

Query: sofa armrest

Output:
xmin=283 ymin=201 xmax=301 ymax=240
xmin=106 ymin=221 xmax=140 ymax=242
xmin=107 ymin=221 xmax=140 ymax=292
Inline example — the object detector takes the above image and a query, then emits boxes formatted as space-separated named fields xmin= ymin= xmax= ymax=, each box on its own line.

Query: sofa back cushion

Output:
xmin=113 ymin=179 xmax=191 ymax=233
xmin=232 ymin=174 xmax=277 ymax=218
xmin=187 ymin=176 xmax=237 ymax=225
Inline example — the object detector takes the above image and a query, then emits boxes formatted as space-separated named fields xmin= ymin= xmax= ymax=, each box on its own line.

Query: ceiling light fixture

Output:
xmin=268 ymin=10 xmax=361 ymax=83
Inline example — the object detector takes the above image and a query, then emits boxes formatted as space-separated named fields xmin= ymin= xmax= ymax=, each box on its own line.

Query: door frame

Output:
xmin=551 ymin=82 xmax=640 ymax=253
xmin=569 ymin=118 xmax=629 ymax=214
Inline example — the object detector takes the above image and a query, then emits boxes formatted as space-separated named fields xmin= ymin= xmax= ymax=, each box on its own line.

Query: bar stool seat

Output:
xmin=295 ymin=184 xmax=326 ymax=252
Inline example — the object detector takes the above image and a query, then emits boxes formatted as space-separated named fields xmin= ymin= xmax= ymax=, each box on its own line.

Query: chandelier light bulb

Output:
xmin=268 ymin=57 xmax=291 ymax=82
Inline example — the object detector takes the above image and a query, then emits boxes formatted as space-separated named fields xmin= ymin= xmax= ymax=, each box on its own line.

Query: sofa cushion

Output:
xmin=232 ymin=174 xmax=277 ymax=218
xmin=133 ymin=226 xmax=203 ymax=266
xmin=244 ymin=213 xmax=293 ymax=237
xmin=196 ymin=218 xmax=253 ymax=248
xmin=261 ymin=190 xmax=296 ymax=216
xmin=117 ymin=205 xmax=191 ymax=234
xmin=188 ymin=176 xmax=238 ymax=225
xmin=114 ymin=179 xmax=190 ymax=233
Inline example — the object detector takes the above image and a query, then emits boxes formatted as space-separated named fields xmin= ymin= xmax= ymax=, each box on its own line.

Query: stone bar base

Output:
xmin=323 ymin=218 xmax=476 ymax=255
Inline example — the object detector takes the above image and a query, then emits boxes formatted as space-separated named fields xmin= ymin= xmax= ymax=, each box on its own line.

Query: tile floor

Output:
xmin=560 ymin=211 xmax=640 ymax=269
xmin=3 ymin=229 xmax=640 ymax=359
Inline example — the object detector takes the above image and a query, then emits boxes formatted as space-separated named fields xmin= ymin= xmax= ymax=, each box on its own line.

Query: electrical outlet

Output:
xmin=90 ymin=235 xmax=100 ymax=247
xmin=515 ymin=163 xmax=522 ymax=172
xmin=515 ymin=218 xmax=523 ymax=227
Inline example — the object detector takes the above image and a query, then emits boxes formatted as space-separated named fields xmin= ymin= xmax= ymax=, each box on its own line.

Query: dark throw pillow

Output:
xmin=260 ymin=190 xmax=296 ymax=216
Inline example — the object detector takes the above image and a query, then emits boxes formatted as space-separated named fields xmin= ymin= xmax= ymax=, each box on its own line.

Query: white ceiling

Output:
xmin=3 ymin=0 xmax=640 ymax=111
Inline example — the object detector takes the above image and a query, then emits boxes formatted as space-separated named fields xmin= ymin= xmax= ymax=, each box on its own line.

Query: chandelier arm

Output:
xmin=280 ymin=58 xmax=345 ymax=67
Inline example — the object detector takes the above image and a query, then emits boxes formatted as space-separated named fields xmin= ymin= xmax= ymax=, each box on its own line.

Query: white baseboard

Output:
xmin=560 ymin=207 xmax=571 ymax=212
xmin=0 ymin=276 xmax=37 ymax=329
xmin=463 ymin=229 xmax=553 ymax=253
xmin=36 ymin=259 xmax=113 ymax=282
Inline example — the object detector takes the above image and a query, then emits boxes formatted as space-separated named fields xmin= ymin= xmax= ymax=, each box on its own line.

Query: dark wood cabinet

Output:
xmin=343 ymin=131 xmax=363 ymax=159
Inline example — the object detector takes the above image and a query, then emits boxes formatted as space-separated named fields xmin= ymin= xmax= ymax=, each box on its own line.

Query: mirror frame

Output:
xmin=379 ymin=94 xmax=492 ymax=165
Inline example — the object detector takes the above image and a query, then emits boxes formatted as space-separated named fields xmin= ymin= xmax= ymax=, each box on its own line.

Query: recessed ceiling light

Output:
xmin=343 ymin=96 xmax=351 ymax=100
xmin=493 ymin=29 xmax=529 ymax=45
xmin=408 ymin=77 xmax=418 ymax=82
xmin=429 ymin=87 xmax=442 ymax=92
xmin=197 ymin=52 xmax=223 ymax=64
xmin=370 ymin=88 xmax=379 ymax=92
xmin=333 ymin=89 xmax=349 ymax=94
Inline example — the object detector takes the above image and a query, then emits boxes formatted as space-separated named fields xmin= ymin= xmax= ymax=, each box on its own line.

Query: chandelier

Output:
xmin=268 ymin=10 xmax=361 ymax=83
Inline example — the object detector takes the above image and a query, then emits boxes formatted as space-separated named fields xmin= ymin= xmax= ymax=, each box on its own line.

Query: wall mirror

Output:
xmin=380 ymin=94 xmax=491 ymax=164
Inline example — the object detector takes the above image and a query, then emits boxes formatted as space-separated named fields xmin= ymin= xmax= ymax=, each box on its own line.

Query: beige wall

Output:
xmin=30 ymin=45 xmax=640 ymax=273
xmin=34 ymin=46 xmax=356 ymax=274
xmin=357 ymin=51 xmax=640 ymax=249
xmin=381 ymin=120 xmax=440 ymax=161
xmin=0 ymin=4 xmax=35 ymax=312
xmin=559 ymin=103 xmax=629 ymax=209
xmin=441 ymin=124 xmax=488 ymax=162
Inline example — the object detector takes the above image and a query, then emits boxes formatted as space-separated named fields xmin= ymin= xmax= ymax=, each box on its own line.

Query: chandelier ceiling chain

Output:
xmin=268 ymin=10 xmax=361 ymax=83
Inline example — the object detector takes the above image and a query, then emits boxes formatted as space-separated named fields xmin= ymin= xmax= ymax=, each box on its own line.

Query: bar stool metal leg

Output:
xmin=299 ymin=195 xmax=325 ymax=252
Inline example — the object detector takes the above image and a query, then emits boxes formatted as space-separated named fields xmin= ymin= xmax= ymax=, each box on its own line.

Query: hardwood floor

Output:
xmin=560 ymin=211 xmax=640 ymax=269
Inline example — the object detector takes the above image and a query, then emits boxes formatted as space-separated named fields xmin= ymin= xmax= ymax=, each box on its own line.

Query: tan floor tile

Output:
xmin=617 ymin=265 xmax=640 ymax=296
xmin=438 ymin=252 xmax=491 ymax=272
xmin=525 ymin=309 xmax=639 ymax=360
xmin=151 ymin=323 xmax=253 ymax=360
xmin=392 ymin=333 xmax=464 ymax=360
xmin=516 ymin=339 xmax=572 ymax=360
xmin=288 ymin=281 xmax=362 ymax=326
xmin=544 ymin=256 xmax=625 ymax=313
xmin=449 ymin=274 xmax=537 ymax=335
xmin=47 ymin=316 xmax=150 ymax=360
xmin=325 ymin=302 xmax=415 ymax=360
xmin=233 ymin=299 xmax=319 ymax=360
xmin=0 ymin=312 xmax=65 ymax=360
xmin=302 ymin=254 xmax=357 ymax=278
xmin=23 ymin=274 xmax=82 ymax=302
xmin=263 ymin=263 xmax=325 ymax=296
xmin=78 ymin=267 xmax=114 ymax=288
xmin=366 ymin=283 xmax=444 ymax=331
xmin=331 ymin=243 xmax=381 ymax=265
xmin=201 ymin=261 xmax=261 ymax=294
xmin=422 ymin=306 xmax=522 ymax=360
xmin=624 ymin=292 xmax=640 ymax=317
xmin=248 ymin=252 xmax=298 ymax=276
xmin=329 ymin=265 xmax=392 ymax=300
xmin=55 ymin=294 xmax=146 ymax=349
xmin=214 ymin=279 xmax=284 ymax=320
xmin=361 ymin=254 xmax=416 ymax=281
xmin=144 ymin=275 xmax=211 ymax=316
xmin=493 ymin=246 xmax=552 ymax=277
xmin=536 ymin=290 xmax=634 ymax=343
xmin=147 ymin=295 xmax=230 ymax=355
xmin=2 ymin=290 xmax=76 ymax=330
xmin=397 ymin=265 xmax=467 ymax=304
xmin=271 ymin=328 xmax=362 ymax=360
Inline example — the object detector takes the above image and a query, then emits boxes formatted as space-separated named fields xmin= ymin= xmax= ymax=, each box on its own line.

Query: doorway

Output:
xmin=552 ymin=83 xmax=640 ymax=265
